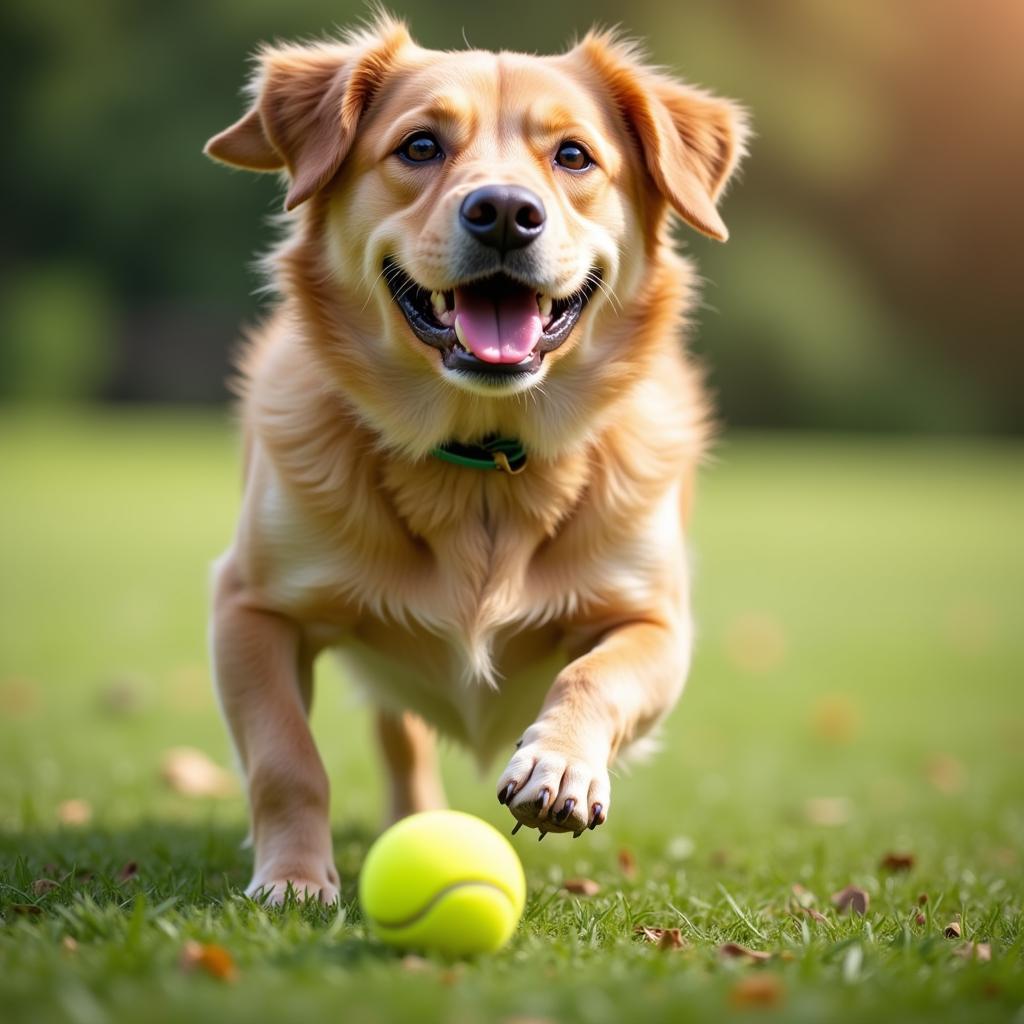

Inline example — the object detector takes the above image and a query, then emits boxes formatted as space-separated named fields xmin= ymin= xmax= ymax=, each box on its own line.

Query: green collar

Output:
xmin=431 ymin=435 xmax=528 ymax=474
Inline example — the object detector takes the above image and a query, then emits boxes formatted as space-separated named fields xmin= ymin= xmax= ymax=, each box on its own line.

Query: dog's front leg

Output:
xmin=211 ymin=562 xmax=338 ymax=902
xmin=497 ymin=614 xmax=690 ymax=836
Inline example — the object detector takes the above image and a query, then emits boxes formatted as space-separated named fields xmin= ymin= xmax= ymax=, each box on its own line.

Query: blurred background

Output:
xmin=2 ymin=0 xmax=1022 ymax=431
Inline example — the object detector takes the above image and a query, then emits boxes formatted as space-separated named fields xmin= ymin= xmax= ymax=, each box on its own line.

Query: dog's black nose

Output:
xmin=459 ymin=185 xmax=546 ymax=253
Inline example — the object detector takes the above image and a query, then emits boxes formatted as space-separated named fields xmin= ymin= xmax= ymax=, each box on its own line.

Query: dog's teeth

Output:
xmin=431 ymin=290 xmax=447 ymax=320
xmin=454 ymin=317 xmax=468 ymax=350
xmin=438 ymin=309 xmax=455 ymax=327
xmin=538 ymin=293 xmax=553 ymax=329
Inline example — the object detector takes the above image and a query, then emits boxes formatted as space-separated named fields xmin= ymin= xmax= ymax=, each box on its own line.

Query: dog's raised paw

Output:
xmin=496 ymin=725 xmax=610 ymax=836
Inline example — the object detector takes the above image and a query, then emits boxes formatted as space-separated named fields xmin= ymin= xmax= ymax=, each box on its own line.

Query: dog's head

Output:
xmin=206 ymin=16 xmax=747 ymax=451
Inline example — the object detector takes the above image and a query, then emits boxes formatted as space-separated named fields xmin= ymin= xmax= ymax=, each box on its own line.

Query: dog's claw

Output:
xmin=498 ymin=782 xmax=516 ymax=805
xmin=588 ymin=802 xmax=604 ymax=830
xmin=554 ymin=798 xmax=575 ymax=824
xmin=511 ymin=821 xmax=523 ymax=835
xmin=538 ymin=830 xmax=547 ymax=842
xmin=573 ymin=830 xmax=583 ymax=839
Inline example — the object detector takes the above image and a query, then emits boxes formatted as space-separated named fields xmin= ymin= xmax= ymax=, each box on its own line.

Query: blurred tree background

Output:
xmin=2 ymin=0 xmax=1021 ymax=431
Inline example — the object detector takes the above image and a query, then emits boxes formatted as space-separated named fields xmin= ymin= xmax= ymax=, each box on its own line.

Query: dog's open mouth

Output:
xmin=384 ymin=258 xmax=600 ymax=377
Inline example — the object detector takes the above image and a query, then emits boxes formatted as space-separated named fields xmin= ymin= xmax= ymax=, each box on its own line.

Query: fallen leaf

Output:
xmin=831 ymin=885 xmax=870 ymax=916
xmin=879 ymin=852 xmax=916 ymax=872
xmin=810 ymin=693 xmax=862 ymax=745
xmin=719 ymin=942 xmax=772 ymax=962
xmin=439 ymin=965 xmax=464 ymax=986
xmin=57 ymin=799 xmax=92 ymax=826
xmin=161 ymin=748 xmax=235 ymax=798
xmin=10 ymin=904 xmax=42 ymax=916
xmin=790 ymin=883 xmax=816 ymax=908
xmin=801 ymin=906 xmax=829 ymax=924
xmin=634 ymin=926 xmax=687 ymax=950
xmin=116 ymin=861 xmax=139 ymax=883
xmin=97 ymin=676 xmax=147 ymax=716
xmin=31 ymin=878 xmax=60 ymax=895
xmin=724 ymin=612 xmax=787 ymax=674
xmin=728 ymin=974 xmax=785 ymax=1008
xmin=804 ymin=797 xmax=850 ymax=827
xmin=926 ymin=753 xmax=966 ymax=795
xmin=179 ymin=940 xmax=238 ymax=982
xmin=954 ymin=942 xmax=991 ymax=961
xmin=944 ymin=920 xmax=962 ymax=939
xmin=0 ymin=676 xmax=38 ymax=716
xmin=915 ymin=913 xmax=927 ymax=926
xmin=562 ymin=878 xmax=600 ymax=896
xmin=617 ymin=848 xmax=637 ymax=880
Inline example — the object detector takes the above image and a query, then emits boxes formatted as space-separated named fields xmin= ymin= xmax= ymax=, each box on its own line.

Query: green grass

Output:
xmin=1 ymin=411 xmax=1022 ymax=1023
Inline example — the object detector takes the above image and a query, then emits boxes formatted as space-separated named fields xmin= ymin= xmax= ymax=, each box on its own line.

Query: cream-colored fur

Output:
xmin=206 ymin=14 xmax=747 ymax=902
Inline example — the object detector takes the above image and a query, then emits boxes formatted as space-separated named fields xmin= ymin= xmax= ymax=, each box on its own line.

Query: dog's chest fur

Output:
xmin=237 ymin=412 xmax=684 ymax=750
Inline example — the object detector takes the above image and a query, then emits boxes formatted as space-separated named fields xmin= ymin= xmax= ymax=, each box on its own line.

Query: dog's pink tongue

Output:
xmin=454 ymin=286 xmax=541 ymax=363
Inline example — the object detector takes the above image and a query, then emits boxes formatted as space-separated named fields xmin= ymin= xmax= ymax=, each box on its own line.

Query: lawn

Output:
xmin=1 ymin=411 xmax=1021 ymax=1024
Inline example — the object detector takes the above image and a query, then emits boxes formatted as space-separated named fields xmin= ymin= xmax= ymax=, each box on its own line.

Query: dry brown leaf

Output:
xmin=810 ymin=694 xmax=862 ymax=745
xmin=617 ymin=848 xmax=637 ymax=880
xmin=729 ymin=974 xmax=785 ymax=1008
xmin=831 ymin=885 xmax=870 ymax=916
xmin=116 ymin=861 xmax=139 ymax=883
xmin=801 ymin=906 xmax=829 ymax=924
xmin=943 ymin=920 xmax=962 ymax=939
xmin=804 ymin=797 xmax=850 ymax=827
xmin=161 ymin=748 xmax=235 ymax=798
xmin=10 ymin=904 xmax=42 ymax=916
xmin=57 ymin=799 xmax=92 ymax=826
xmin=562 ymin=878 xmax=600 ymax=896
xmin=31 ymin=878 xmax=60 ymax=895
xmin=719 ymin=942 xmax=772 ymax=962
xmin=97 ymin=677 xmax=148 ymax=717
xmin=926 ymin=753 xmax=966 ymax=795
xmin=179 ymin=940 xmax=238 ymax=982
xmin=880 ymin=852 xmax=916 ymax=872
xmin=0 ymin=677 xmax=37 ymax=717
xmin=634 ymin=926 xmax=687 ymax=950
xmin=790 ymin=883 xmax=816 ymax=908
xmin=954 ymin=941 xmax=991 ymax=962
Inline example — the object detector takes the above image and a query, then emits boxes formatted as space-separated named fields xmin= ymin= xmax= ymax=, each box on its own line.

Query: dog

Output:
xmin=204 ymin=13 xmax=747 ymax=902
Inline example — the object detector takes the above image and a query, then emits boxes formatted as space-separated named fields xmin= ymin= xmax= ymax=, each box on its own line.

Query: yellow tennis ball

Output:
xmin=359 ymin=810 xmax=526 ymax=956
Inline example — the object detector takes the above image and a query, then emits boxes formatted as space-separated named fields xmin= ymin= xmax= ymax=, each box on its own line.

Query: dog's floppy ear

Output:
xmin=574 ymin=31 xmax=749 ymax=241
xmin=204 ymin=16 xmax=412 ymax=211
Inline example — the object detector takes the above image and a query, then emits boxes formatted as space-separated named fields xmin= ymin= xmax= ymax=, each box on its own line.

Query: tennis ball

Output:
xmin=359 ymin=809 xmax=526 ymax=956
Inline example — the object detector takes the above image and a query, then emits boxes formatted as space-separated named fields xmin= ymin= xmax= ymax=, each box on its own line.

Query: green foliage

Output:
xmin=1 ymin=414 xmax=1021 ymax=1021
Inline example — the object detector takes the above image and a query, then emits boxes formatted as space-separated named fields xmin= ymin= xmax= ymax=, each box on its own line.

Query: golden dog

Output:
xmin=205 ymin=14 xmax=747 ymax=902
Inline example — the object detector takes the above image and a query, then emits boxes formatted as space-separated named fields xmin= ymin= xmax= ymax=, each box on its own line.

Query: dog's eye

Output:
xmin=397 ymin=132 xmax=443 ymax=164
xmin=555 ymin=141 xmax=593 ymax=172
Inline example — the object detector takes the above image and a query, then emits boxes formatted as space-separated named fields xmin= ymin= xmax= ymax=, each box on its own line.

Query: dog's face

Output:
xmin=334 ymin=51 xmax=627 ymax=397
xmin=207 ymin=17 xmax=747 ymax=404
